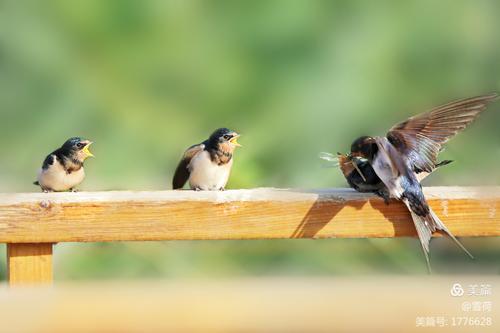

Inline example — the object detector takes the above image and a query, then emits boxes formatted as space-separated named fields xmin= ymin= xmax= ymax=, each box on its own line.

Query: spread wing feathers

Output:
xmin=403 ymin=199 xmax=473 ymax=272
xmin=416 ymin=160 xmax=453 ymax=183
xmin=387 ymin=93 xmax=498 ymax=172
xmin=172 ymin=143 xmax=205 ymax=189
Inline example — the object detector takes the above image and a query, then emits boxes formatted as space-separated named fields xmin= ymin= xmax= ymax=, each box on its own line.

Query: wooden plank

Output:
xmin=0 ymin=277 xmax=498 ymax=332
xmin=0 ymin=187 xmax=498 ymax=243
xmin=7 ymin=243 xmax=53 ymax=285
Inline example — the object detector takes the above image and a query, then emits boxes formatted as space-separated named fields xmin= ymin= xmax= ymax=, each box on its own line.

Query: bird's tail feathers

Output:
xmin=404 ymin=201 xmax=432 ymax=273
xmin=404 ymin=197 xmax=473 ymax=272
xmin=33 ymin=181 xmax=39 ymax=186
xmin=428 ymin=207 xmax=474 ymax=259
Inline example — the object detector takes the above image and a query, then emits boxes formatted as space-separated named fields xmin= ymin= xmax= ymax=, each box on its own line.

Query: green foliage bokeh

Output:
xmin=0 ymin=0 xmax=499 ymax=279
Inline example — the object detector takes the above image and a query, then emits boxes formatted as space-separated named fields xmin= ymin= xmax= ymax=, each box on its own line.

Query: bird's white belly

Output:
xmin=188 ymin=151 xmax=232 ymax=190
xmin=37 ymin=161 xmax=85 ymax=191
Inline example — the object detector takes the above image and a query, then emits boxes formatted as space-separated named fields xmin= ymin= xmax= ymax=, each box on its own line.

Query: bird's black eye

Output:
xmin=223 ymin=135 xmax=231 ymax=140
xmin=76 ymin=142 xmax=85 ymax=149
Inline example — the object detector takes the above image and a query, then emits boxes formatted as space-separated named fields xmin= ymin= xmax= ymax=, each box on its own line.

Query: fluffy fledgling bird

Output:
xmin=34 ymin=137 xmax=94 ymax=192
xmin=172 ymin=128 xmax=242 ymax=191
xmin=324 ymin=93 xmax=498 ymax=270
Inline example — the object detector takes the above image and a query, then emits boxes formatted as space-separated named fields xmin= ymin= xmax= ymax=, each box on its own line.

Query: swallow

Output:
xmin=321 ymin=152 xmax=452 ymax=203
xmin=321 ymin=151 xmax=392 ymax=201
xmin=330 ymin=93 xmax=498 ymax=270
xmin=34 ymin=137 xmax=94 ymax=192
xmin=172 ymin=128 xmax=242 ymax=191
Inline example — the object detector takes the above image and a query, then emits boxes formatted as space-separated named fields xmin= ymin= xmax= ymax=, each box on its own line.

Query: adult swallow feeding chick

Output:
xmin=34 ymin=137 xmax=94 ymax=192
xmin=321 ymin=152 xmax=452 ymax=203
xmin=327 ymin=93 xmax=498 ymax=270
xmin=172 ymin=128 xmax=242 ymax=191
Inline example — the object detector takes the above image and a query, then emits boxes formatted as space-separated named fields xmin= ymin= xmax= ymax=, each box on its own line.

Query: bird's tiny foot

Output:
xmin=42 ymin=189 xmax=52 ymax=193
xmin=219 ymin=187 xmax=226 ymax=191
xmin=70 ymin=188 xmax=78 ymax=193
xmin=376 ymin=190 xmax=391 ymax=205
xmin=193 ymin=187 xmax=202 ymax=191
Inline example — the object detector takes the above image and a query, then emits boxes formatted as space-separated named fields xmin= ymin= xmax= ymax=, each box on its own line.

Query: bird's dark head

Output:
xmin=61 ymin=137 xmax=94 ymax=161
xmin=350 ymin=136 xmax=376 ymax=160
xmin=207 ymin=128 xmax=242 ymax=150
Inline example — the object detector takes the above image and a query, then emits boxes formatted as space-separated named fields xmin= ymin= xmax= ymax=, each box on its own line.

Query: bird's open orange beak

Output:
xmin=229 ymin=134 xmax=242 ymax=147
xmin=82 ymin=141 xmax=94 ymax=157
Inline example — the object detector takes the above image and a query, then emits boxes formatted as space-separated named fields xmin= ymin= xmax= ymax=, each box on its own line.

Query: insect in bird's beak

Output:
xmin=229 ymin=134 xmax=242 ymax=147
xmin=347 ymin=153 xmax=367 ymax=182
xmin=318 ymin=152 xmax=339 ymax=167
xmin=82 ymin=141 xmax=94 ymax=157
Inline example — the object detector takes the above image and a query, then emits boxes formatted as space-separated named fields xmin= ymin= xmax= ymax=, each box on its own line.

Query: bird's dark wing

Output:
xmin=387 ymin=93 xmax=498 ymax=172
xmin=42 ymin=154 xmax=56 ymax=170
xmin=415 ymin=159 xmax=452 ymax=183
xmin=172 ymin=143 xmax=205 ymax=189
xmin=371 ymin=137 xmax=408 ymax=199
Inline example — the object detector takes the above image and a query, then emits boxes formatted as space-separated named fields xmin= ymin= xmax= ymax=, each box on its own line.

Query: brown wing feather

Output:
xmin=387 ymin=93 xmax=498 ymax=172
xmin=172 ymin=143 xmax=205 ymax=189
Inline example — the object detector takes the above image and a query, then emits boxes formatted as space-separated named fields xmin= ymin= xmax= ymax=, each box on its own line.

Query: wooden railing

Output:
xmin=1 ymin=186 xmax=499 ymax=285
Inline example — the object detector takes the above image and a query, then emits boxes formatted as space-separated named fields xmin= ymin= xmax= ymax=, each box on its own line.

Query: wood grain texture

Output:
xmin=0 ymin=187 xmax=499 ymax=243
xmin=7 ymin=243 xmax=53 ymax=285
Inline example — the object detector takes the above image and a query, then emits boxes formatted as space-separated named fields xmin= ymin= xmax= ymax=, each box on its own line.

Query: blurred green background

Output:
xmin=0 ymin=0 xmax=499 ymax=280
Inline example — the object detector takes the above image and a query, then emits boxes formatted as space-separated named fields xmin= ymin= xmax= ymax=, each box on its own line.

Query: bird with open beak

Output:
xmin=322 ymin=93 xmax=498 ymax=271
xmin=34 ymin=137 xmax=94 ymax=192
xmin=172 ymin=128 xmax=242 ymax=191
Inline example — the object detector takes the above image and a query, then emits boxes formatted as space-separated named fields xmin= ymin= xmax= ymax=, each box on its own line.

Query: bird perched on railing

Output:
xmin=34 ymin=137 xmax=94 ymax=192
xmin=172 ymin=128 xmax=242 ymax=191
xmin=320 ymin=152 xmax=452 ymax=203
xmin=321 ymin=93 xmax=498 ymax=271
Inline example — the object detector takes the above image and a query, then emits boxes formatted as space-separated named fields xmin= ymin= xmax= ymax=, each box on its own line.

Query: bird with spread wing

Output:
xmin=321 ymin=93 xmax=498 ymax=271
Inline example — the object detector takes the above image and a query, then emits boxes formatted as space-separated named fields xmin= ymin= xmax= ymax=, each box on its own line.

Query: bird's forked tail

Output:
xmin=403 ymin=199 xmax=473 ymax=272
